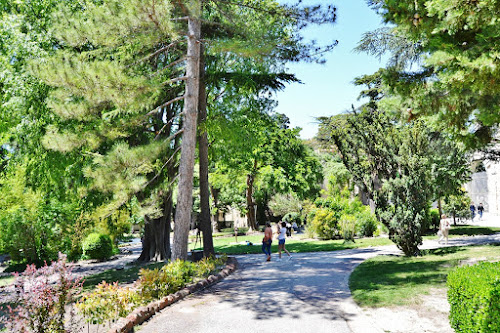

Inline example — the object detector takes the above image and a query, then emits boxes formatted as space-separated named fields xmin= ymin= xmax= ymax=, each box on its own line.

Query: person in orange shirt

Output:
xmin=262 ymin=222 xmax=273 ymax=261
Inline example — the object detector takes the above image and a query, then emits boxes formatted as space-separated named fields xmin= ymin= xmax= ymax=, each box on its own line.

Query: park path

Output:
xmin=138 ymin=232 xmax=500 ymax=333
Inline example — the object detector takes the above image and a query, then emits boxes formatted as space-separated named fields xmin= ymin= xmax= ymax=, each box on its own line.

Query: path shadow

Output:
xmin=196 ymin=252 xmax=372 ymax=323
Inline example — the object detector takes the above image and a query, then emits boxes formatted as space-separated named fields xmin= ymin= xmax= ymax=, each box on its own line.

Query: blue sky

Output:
xmin=275 ymin=0 xmax=387 ymax=139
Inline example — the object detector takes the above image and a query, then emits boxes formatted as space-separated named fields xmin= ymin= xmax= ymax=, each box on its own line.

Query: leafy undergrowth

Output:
xmin=349 ymin=244 xmax=500 ymax=308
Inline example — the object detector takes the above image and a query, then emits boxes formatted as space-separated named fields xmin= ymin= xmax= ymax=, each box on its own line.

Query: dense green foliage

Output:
xmin=0 ymin=0 xmax=335 ymax=263
xmin=308 ymin=193 xmax=378 ymax=240
xmin=319 ymin=107 xmax=470 ymax=255
xmin=444 ymin=191 xmax=472 ymax=224
xmin=82 ymin=233 xmax=114 ymax=260
xmin=447 ymin=261 xmax=500 ymax=332
xmin=360 ymin=0 xmax=500 ymax=148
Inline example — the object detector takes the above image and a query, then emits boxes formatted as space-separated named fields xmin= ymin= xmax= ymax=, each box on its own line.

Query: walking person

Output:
xmin=438 ymin=214 xmax=450 ymax=245
xmin=277 ymin=221 xmax=292 ymax=261
xmin=262 ymin=222 xmax=273 ymax=262
xmin=478 ymin=203 xmax=484 ymax=220
xmin=470 ymin=202 xmax=476 ymax=221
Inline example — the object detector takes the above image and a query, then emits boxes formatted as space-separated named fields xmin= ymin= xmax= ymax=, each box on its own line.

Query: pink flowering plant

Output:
xmin=5 ymin=253 xmax=82 ymax=333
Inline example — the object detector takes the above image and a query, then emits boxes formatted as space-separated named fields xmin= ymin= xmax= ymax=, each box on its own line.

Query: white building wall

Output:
xmin=464 ymin=159 xmax=500 ymax=215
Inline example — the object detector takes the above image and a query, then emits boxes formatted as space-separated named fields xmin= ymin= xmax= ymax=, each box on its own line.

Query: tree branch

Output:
xmin=147 ymin=96 xmax=185 ymax=117
xmin=155 ymin=120 xmax=184 ymax=141
xmin=163 ymin=76 xmax=188 ymax=85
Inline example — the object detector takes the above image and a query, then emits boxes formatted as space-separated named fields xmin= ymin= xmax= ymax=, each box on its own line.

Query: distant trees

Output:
xmin=210 ymin=112 xmax=322 ymax=230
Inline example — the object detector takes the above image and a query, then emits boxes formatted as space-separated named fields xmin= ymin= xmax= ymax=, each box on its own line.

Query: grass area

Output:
xmin=349 ymin=244 xmax=500 ymax=308
xmin=190 ymin=225 xmax=500 ymax=255
xmin=0 ymin=275 xmax=14 ymax=287
xmin=190 ymin=234 xmax=394 ymax=255
xmin=82 ymin=261 xmax=167 ymax=290
xmin=447 ymin=225 xmax=500 ymax=236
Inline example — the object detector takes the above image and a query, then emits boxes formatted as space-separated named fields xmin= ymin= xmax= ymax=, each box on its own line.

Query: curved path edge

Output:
xmin=107 ymin=257 xmax=238 ymax=333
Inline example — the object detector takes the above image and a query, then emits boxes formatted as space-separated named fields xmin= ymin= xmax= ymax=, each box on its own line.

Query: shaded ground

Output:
xmin=139 ymin=232 xmax=500 ymax=333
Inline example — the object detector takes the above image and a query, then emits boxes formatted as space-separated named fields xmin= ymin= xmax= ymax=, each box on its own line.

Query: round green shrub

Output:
xmin=356 ymin=210 xmax=378 ymax=237
xmin=82 ymin=233 xmax=113 ymax=260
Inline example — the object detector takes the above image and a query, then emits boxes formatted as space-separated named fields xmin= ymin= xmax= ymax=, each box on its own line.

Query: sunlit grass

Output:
xmin=189 ymin=225 xmax=500 ymax=255
xmin=349 ymin=244 xmax=500 ymax=308
xmin=0 ymin=275 xmax=14 ymax=287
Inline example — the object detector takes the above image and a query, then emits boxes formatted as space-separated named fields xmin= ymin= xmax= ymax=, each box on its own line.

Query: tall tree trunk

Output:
xmin=198 ymin=46 xmax=215 ymax=257
xmin=138 ymin=195 xmax=172 ymax=262
xmin=172 ymin=8 xmax=201 ymax=261
xmin=246 ymin=173 xmax=258 ymax=231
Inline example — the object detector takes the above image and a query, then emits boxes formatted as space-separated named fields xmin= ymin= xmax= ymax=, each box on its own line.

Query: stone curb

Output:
xmin=107 ymin=257 xmax=237 ymax=333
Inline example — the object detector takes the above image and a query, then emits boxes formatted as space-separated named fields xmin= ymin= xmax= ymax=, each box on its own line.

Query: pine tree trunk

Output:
xmin=172 ymin=8 xmax=201 ymax=261
xmin=246 ymin=173 xmax=258 ymax=231
xmin=198 ymin=46 xmax=215 ymax=257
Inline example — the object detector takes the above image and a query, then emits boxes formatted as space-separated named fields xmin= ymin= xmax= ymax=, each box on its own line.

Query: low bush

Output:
xmin=310 ymin=207 xmax=341 ymax=240
xmin=76 ymin=281 xmax=141 ymax=327
xmin=193 ymin=256 xmax=225 ymax=277
xmin=340 ymin=215 xmax=356 ymax=242
xmin=447 ymin=261 xmax=500 ymax=332
xmin=423 ymin=208 xmax=440 ymax=231
xmin=77 ymin=256 xmax=227 ymax=326
xmin=5 ymin=254 xmax=82 ymax=332
xmin=82 ymin=233 xmax=114 ymax=260
xmin=356 ymin=209 xmax=378 ymax=237
xmin=138 ymin=260 xmax=195 ymax=301
xmin=309 ymin=194 xmax=379 ymax=240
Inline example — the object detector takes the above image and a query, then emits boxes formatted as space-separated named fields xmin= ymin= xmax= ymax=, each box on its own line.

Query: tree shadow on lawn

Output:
xmin=448 ymin=226 xmax=500 ymax=236
xmin=349 ymin=248 xmax=466 ymax=306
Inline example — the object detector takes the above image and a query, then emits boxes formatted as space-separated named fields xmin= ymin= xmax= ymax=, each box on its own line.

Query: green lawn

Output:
xmin=82 ymin=261 xmax=167 ymax=290
xmin=190 ymin=225 xmax=500 ymax=255
xmin=349 ymin=244 xmax=500 ymax=308
xmin=0 ymin=275 xmax=14 ymax=287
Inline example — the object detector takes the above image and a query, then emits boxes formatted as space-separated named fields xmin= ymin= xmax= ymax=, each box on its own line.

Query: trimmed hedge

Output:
xmin=82 ymin=233 xmax=113 ymax=260
xmin=447 ymin=261 xmax=500 ymax=333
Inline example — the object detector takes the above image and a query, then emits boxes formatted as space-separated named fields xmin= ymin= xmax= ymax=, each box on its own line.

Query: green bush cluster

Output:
xmin=426 ymin=208 xmax=440 ymax=231
xmin=447 ymin=261 xmax=500 ymax=332
xmin=308 ymin=194 xmax=378 ymax=240
xmin=138 ymin=260 xmax=195 ymax=300
xmin=77 ymin=256 xmax=226 ymax=326
xmin=82 ymin=233 xmax=114 ymax=260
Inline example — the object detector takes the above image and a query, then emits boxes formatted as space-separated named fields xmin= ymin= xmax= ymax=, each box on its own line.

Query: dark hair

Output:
xmin=281 ymin=221 xmax=286 ymax=227
xmin=266 ymin=222 xmax=271 ymax=227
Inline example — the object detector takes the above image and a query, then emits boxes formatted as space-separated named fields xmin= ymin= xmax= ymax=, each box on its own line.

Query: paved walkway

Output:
xmin=138 ymin=230 xmax=500 ymax=333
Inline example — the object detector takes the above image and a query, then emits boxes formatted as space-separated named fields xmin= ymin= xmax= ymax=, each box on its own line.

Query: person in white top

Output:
xmin=277 ymin=221 xmax=292 ymax=261
xmin=438 ymin=214 xmax=450 ymax=244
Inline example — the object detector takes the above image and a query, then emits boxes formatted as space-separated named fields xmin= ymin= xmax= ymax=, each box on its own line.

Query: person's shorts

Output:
xmin=279 ymin=239 xmax=285 ymax=245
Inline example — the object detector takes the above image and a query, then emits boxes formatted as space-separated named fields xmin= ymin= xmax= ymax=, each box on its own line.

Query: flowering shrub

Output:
xmin=76 ymin=282 xmax=141 ymax=327
xmin=5 ymin=253 xmax=82 ymax=333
